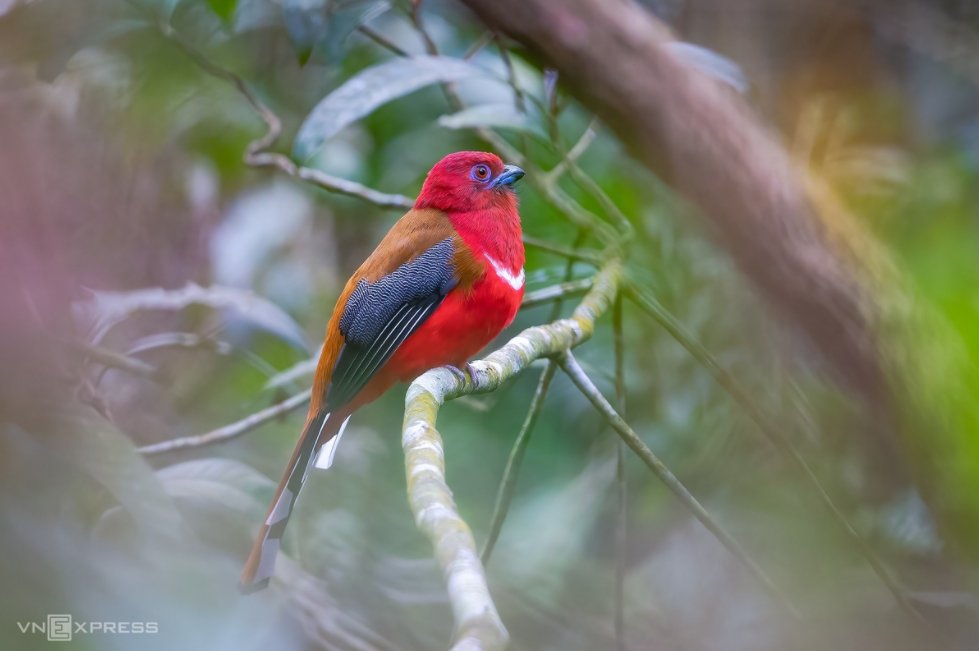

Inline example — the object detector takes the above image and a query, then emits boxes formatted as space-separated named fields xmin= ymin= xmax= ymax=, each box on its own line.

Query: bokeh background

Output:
xmin=2 ymin=0 xmax=979 ymax=649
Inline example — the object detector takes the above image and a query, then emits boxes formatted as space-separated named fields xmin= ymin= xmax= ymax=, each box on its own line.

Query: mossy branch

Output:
xmin=400 ymin=261 xmax=621 ymax=651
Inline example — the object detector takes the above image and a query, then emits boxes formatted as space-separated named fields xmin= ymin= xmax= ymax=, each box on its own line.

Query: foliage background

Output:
xmin=1 ymin=0 xmax=978 ymax=649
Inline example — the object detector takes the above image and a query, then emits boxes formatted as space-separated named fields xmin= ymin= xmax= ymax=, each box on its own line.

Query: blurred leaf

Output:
xmin=870 ymin=489 xmax=943 ymax=557
xmin=321 ymin=0 xmax=390 ymax=62
xmin=163 ymin=478 xmax=266 ymax=519
xmin=663 ymin=42 xmax=749 ymax=93
xmin=438 ymin=104 xmax=548 ymax=140
xmin=157 ymin=458 xmax=277 ymax=506
xmin=206 ymin=0 xmax=238 ymax=21
xmin=233 ymin=0 xmax=281 ymax=31
xmin=543 ymin=68 xmax=558 ymax=114
xmin=127 ymin=331 xmax=232 ymax=356
xmin=0 ymin=0 xmax=22 ymax=18
xmin=282 ymin=0 xmax=391 ymax=65
xmin=156 ymin=459 xmax=299 ymax=555
xmin=282 ymin=0 xmax=327 ymax=65
xmin=50 ymin=405 xmax=185 ymax=542
xmin=130 ymin=0 xmax=185 ymax=22
xmin=293 ymin=55 xmax=497 ymax=161
xmin=74 ymin=283 xmax=311 ymax=352
xmin=35 ymin=17 xmax=151 ymax=82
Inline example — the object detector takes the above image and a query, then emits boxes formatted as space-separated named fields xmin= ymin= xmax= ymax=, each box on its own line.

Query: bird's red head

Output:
xmin=415 ymin=151 xmax=525 ymax=214
xmin=415 ymin=151 xmax=526 ymax=273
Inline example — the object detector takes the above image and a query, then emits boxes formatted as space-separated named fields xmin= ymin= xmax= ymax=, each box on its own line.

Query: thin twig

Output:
xmin=480 ymin=361 xmax=558 ymax=565
xmin=558 ymin=351 xmax=799 ymax=617
xmin=612 ymin=297 xmax=627 ymax=651
xmin=159 ymin=23 xmax=413 ymax=209
xmin=625 ymin=282 xmax=930 ymax=625
xmin=495 ymin=34 xmax=525 ymax=112
xmin=356 ymin=24 xmax=409 ymax=57
xmin=545 ymin=118 xmax=600 ymax=183
xmin=139 ymin=389 xmax=311 ymax=455
xmin=482 ymin=230 xmax=589 ymax=566
xmin=464 ymin=31 xmax=494 ymax=60
xmin=567 ymin=161 xmax=634 ymax=237
xmin=67 ymin=341 xmax=164 ymax=383
xmin=522 ymin=235 xmax=601 ymax=262
xmin=520 ymin=278 xmax=593 ymax=309
xmin=543 ymin=183 xmax=621 ymax=244
xmin=396 ymin=14 xmax=621 ymax=245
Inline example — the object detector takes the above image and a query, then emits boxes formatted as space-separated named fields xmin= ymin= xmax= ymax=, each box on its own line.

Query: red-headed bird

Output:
xmin=240 ymin=151 xmax=526 ymax=592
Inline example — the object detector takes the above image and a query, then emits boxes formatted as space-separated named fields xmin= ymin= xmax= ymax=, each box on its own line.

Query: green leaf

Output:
xmin=282 ymin=0 xmax=327 ymax=65
xmin=438 ymin=104 xmax=548 ymax=141
xmin=293 ymin=55 xmax=498 ymax=162
xmin=321 ymin=0 xmax=390 ymax=63
xmin=75 ymin=283 xmax=310 ymax=352
xmin=205 ymin=0 xmax=238 ymax=21
xmin=283 ymin=0 xmax=392 ymax=66
xmin=233 ymin=0 xmax=281 ymax=32
xmin=130 ymin=0 xmax=185 ymax=22
xmin=49 ymin=405 xmax=185 ymax=542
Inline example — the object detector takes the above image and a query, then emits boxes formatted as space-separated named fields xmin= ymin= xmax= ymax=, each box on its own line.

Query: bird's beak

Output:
xmin=493 ymin=164 xmax=525 ymax=189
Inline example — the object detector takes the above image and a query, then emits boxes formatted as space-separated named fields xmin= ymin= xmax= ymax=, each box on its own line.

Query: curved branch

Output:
xmin=159 ymin=23 xmax=413 ymax=209
xmin=401 ymin=261 xmax=621 ymax=651
xmin=139 ymin=389 xmax=311 ymax=455
xmin=66 ymin=341 xmax=164 ymax=383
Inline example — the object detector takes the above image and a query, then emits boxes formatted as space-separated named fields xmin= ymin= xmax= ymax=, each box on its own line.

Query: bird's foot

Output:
xmin=445 ymin=363 xmax=476 ymax=383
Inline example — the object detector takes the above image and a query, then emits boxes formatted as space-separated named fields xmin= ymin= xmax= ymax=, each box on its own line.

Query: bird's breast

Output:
xmin=380 ymin=261 xmax=524 ymax=381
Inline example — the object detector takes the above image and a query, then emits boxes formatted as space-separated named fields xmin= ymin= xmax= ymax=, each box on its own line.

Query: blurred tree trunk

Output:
xmin=459 ymin=0 xmax=979 ymax=565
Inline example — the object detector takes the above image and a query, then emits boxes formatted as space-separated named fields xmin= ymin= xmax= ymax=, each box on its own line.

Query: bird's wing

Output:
xmin=312 ymin=208 xmax=484 ymax=414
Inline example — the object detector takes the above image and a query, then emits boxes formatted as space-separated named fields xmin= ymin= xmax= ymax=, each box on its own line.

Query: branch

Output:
xmin=625 ymin=282 xmax=931 ymax=624
xmin=557 ymin=351 xmax=798 ymax=616
xmin=521 ymin=235 xmax=601 ymax=263
xmin=393 ymin=12 xmax=623 ymax=245
xmin=482 ymin=231 xmax=590 ymax=566
xmin=67 ymin=341 xmax=164 ymax=383
xmin=159 ymin=24 xmax=413 ymax=209
xmin=458 ymin=0 xmax=883 ymax=411
xmin=401 ymin=261 xmax=621 ymax=651
xmin=139 ymin=389 xmax=311 ymax=455
xmin=612 ymin=297 xmax=627 ymax=651
xmin=544 ymin=118 xmax=600 ymax=184
xmin=480 ymin=362 xmax=557 ymax=566
xmin=520 ymin=278 xmax=593 ymax=310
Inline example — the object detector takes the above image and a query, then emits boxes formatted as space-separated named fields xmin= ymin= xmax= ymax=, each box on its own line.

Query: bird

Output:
xmin=239 ymin=151 xmax=526 ymax=593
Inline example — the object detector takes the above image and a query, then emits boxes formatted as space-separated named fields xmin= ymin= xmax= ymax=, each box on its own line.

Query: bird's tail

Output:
xmin=239 ymin=408 xmax=348 ymax=593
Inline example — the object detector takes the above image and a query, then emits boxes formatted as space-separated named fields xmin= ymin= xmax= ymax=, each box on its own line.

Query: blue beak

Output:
xmin=493 ymin=164 xmax=525 ymax=189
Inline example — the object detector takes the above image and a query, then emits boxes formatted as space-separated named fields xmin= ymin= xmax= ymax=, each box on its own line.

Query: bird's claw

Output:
xmin=445 ymin=363 xmax=476 ymax=383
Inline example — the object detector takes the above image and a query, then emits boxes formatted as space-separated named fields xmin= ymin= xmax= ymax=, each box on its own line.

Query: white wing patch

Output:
xmin=485 ymin=254 xmax=525 ymax=291
xmin=314 ymin=415 xmax=351 ymax=469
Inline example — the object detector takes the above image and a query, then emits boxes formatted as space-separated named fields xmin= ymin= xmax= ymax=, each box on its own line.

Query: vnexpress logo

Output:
xmin=17 ymin=614 xmax=158 ymax=642
xmin=46 ymin=615 xmax=72 ymax=642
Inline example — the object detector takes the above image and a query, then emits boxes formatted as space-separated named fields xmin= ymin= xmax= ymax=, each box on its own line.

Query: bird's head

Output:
xmin=415 ymin=151 xmax=525 ymax=213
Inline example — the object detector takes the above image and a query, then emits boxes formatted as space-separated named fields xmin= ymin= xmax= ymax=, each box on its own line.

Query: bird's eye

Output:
xmin=471 ymin=164 xmax=490 ymax=182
